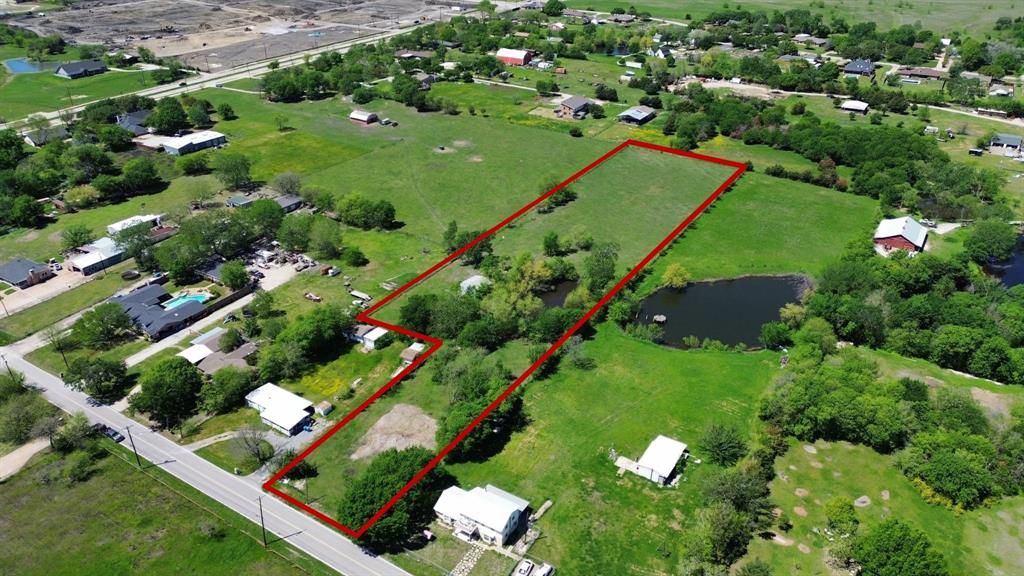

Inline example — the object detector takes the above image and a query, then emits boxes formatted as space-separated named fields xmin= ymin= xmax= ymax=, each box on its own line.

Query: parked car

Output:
xmin=105 ymin=428 xmax=126 ymax=443
xmin=536 ymin=563 xmax=555 ymax=576
xmin=515 ymin=560 xmax=535 ymax=576
xmin=381 ymin=118 xmax=393 ymax=126
xmin=121 ymin=269 xmax=141 ymax=280
xmin=178 ymin=81 xmax=188 ymax=87
xmin=85 ymin=396 xmax=101 ymax=407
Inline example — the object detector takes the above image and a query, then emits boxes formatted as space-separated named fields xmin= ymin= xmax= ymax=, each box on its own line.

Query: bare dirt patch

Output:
xmin=467 ymin=155 xmax=484 ymax=162
xmin=433 ymin=145 xmax=456 ymax=154
xmin=451 ymin=140 xmax=473 ymax=148
xmin=350 ymin=404 xmax=436 ymax=460
xmin=809 ymin=460 xmax=824 ymax=469
xmin=881 ymin=490 xmax=890 ymax=501
xmin=16 ymin=230 xmax=39 ymax=242
xmin=802 ymin=444 xmax=818 ymax=454
xmin=772 ymin=534 xmax=794 ymax=546
xmin=971 ymin=387 xmax=1011 ymax=420
xmin=793 ymin=506 xmax=808 ymax=517
xmin=854 ymin=495 xmax=871 ymax=507
xmin=798 ymin=543 xmax=811 ymax=554
xmin=795 ymin=488 xmax=810 ymax=497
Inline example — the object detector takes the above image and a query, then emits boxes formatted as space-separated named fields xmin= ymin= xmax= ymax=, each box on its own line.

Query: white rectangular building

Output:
xmin=434 ymin=484 xmax=529 ymax=545
xmin=634 ymin=435 xmax=688 ymax=484
xmin=244 ymin=383 xmax=314 ymax=435
xmin=107 ymin=214 xmax=161 ymax=236
xmin=162 ymin=130 xmax=227 ymax=155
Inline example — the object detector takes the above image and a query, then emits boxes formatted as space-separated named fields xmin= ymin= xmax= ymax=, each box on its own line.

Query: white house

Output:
xmin=349 ymin=324 xmax=389 ymax=349
xmin=633 ymin=435 xmax=688 ymax=484
xmin=244 ymin=383 xmax=314 ymax=435
xmin=433 ymin=484 xmax=529 ymax=545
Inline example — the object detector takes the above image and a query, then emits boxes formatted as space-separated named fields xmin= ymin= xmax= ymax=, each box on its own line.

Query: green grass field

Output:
xmin=2 ymin=68 xmax=159 ymax=120
xmin=640 ymin=171 xmax=878 ymax=285
xmin=564 ymin=0 xmax=1017 ymax=33
xmin=196 ymin=438 xmax=274 ymax=475
xmin=0 ymin=446 xmax=333 ymax=576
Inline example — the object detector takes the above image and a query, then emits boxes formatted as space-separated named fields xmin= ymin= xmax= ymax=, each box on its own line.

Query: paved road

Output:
xmin=1 ymin=348 xmax=410 ymax=576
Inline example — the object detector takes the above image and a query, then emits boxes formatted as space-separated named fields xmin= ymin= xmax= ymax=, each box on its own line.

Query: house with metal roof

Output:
xmin=843 ymin=59 xmax=875 ymax=76
xmin=226 ymin=195 xmax=254 ymax=209
xmin=618 ymin=105 xmax=657 ymax=125
xmin=434 ymin=484 xmax=529 ymax=545
xmin=874 ymin=216 xmax=928 ymax=254
xmin=55 ymin=59 xmax=107 ymax=79
xmin=161 ymin=130 xmax=227 ymax=156
xmin=67 ymin=237 xmax=125 ymax=275
xmin=245 ymin=383 xmax=314 ymax=435
xmin=0 ymin=258 xmax=54 ymax=289
xmin=107 ymin=214 xmax=161 ymax=237
xmin=496 ymin=48 xmax=531 ymax=66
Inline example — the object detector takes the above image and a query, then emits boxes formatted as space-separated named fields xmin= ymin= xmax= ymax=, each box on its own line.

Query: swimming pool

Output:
xmin=163 ymin=294 xmax=210 ymax=310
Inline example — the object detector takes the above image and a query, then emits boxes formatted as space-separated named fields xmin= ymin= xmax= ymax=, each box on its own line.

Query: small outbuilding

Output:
xmin=874 ymin=216 xmax=928 ymax=254
xmin=840 ymin=100 xmax=870 ymax=114
xmin=400 ymin=342 xmax=427 ymax=365
xmin=275 ymin=194 xmax=303 ymax=213
xmin=107 ymin=214 xmax=162 ymax=237
xmin=67 ymin=237 xmax=125 ymax=275
xmin=176 ymin=344 xmax=215 ymax=365
xmin=990 ymin=133 xmax=1023 ymax=150
xmin=349 ymin=110 xmax=378 ymax=124
xmin=634 ymin=435 xmax=688 ymax=485
xmin=618 ymin=105 xmax=657 ymax=125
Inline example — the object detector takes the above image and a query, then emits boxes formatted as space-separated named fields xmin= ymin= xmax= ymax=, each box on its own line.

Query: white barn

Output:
xmin=244 ymin=383 xmax=314 ymax=435
xmin=162 ymin=130 xmax=227 ymax=155
xmin=433 ymin=484 xmax=529 ymax=545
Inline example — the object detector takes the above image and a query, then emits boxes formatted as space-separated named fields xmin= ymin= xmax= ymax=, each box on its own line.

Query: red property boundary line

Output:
xmin=263 ymin=139 xmax=747 ymax=538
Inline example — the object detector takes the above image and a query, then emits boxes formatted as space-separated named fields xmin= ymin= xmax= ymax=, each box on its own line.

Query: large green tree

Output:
xmin=129 ymin=357 xmax=205 ymax=429
xmin=852 ymin=519 xmax=949 ymax=576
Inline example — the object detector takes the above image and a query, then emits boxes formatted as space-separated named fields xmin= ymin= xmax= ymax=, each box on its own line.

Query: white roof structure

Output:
xmin=176 ymin=344 xmax=214 ymax=365
xmin=162 ymin=130 xmax=225 ymax=151
xmin=840 ymin=99 xmax=869 ymax=112
xmin=874 ymin=216 xmax=928 ymax=249
xmin=67 ymin=236 xmax=122 ymax=270
xmin=496 ymin=48 xmax=529 ymax=61
xmin=107 ymin=214 xmax=160 ymax=236
xmin=349 ymin=109 xmax=377 ymax=122
xmin=460 ymin=274 xmax=490 ymax=293
xmin=434 ymin=485 xmax=529 ymax=534
xmin=246 ymin=383 xmax=313 ymax=434
xmin=365 ymin=327 xmax=389 ymax=342
xmin=637 ymin=435 xmax=688 ymax=480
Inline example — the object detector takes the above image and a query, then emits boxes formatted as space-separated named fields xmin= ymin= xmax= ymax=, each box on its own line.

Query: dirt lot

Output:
xmin=351 ymin=403 xmax=437 ymax=460
xmin=9 ymin=0 xmax=472 ymax=69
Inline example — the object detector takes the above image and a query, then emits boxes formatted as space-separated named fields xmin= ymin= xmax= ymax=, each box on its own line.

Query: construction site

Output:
xmin=6 ymin=0 xmax=479 ymax=70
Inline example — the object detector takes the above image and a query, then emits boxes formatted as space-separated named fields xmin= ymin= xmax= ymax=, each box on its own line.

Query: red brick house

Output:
xmin=874 ymin=216 xmax=928 ymax=254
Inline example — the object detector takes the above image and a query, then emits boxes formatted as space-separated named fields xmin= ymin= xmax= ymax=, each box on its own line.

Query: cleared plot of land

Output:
xmin=351 ymin=403 xmax=437 ymax=460
xmin=0 ymin=448 xmax=331 ymax=576
xmin=640 ymin=171 xmax=877 ymax=283
xmin=565 ymin=0 xmax=1017 ymax=33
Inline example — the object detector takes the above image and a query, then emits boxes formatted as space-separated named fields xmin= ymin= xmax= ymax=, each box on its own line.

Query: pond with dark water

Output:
xmin=988 ymin=237 xmax=1024 ymax=287
xmin=638 ymin=275 xmax=807 ymax=347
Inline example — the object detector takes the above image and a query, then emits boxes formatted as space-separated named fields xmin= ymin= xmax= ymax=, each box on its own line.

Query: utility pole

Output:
xmin=257 ymin=496 xmax=268 ymax=546
xmin=125 ymin=425 xmax=142 ymax=468
xmin=0 ymin=353 xmax=14 ymax=380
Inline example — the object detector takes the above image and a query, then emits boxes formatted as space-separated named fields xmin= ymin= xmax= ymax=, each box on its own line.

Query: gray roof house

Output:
xmin=843 ymin=59 xmax=875 ymax=76
xmin=55 ymin=60 xmax=108 ymax=79
xmin=560 ymin=96 xmax=592 ymax=117
xmin=991 ymin=133 xmax=1023 ymax=149
xmin=23 ymin=126 xmax=69 ymax=148
xmin=110 ymin=284 xmax=208 ymax=340
xmin=0 ymin=258 xmax=54 ymax=289
xmin=275 ymin=194 xmax=303 ymax=213
xmin=115 ymin=109 xmax=153 ymax=136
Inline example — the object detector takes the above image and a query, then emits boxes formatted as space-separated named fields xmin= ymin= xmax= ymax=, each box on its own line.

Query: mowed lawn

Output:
xmin=0 ymin=448 xmax=330 ymax=576
xmin=642 ymin=171 xmax=878 ymax=284
xmin=2 ymin=68 xmax=160 ymax=120
xmin=562 ymin=0 xmax=1016 ymax=33
xmin=442 ymin=325 xmax=778 ymax=575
